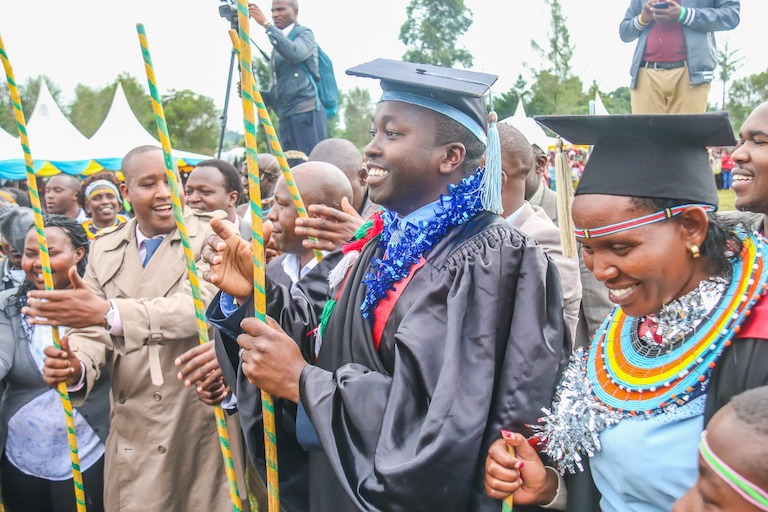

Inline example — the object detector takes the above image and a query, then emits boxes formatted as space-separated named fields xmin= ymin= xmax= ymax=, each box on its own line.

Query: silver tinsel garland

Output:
xmin=534 ymin=348 xmax=622 ymax=475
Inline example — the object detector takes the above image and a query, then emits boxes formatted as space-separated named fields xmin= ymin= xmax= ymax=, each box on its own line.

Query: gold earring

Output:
xmin=690 ymin=244 xmax=701 ymax=259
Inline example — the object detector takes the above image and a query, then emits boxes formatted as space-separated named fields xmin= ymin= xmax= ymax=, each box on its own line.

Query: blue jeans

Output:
xmin=721 ymin=170 xmax=732 ymax=189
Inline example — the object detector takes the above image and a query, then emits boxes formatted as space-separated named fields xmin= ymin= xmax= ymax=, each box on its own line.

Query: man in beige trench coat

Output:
xmin=31 ymin=145 xmax=245 ymax=511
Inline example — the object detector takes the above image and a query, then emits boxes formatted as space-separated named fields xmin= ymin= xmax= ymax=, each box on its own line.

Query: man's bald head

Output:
xmin=269 ymin=161 xmax=352 ymax=258
xmin=309 ymin=138 xmax=366 ymax=211
xmin=497 ymin=123 xmax=536 ymax=217
xmin=290 ymin=161 xmax=353 ymax=209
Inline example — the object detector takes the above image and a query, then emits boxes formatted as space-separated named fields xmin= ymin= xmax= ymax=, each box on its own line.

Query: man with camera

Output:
xmin=246 ymin=0 xmax=328 ymax=157
xmin=620 ymin=0 xmax=740 ymax=114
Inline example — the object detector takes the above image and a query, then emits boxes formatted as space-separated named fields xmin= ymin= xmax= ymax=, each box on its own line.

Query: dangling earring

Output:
xmin=690 ymin=244 xmax=701 ymax=259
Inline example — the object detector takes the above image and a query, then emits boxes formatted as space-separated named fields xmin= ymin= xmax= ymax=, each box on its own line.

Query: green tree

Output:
xmin=717 ymin=40 xmax=743 ymax=109
xmin=493 ymin=90 xmax=520 ymax=121
xmin=526 ymin=0 xmax=587 ymax=115
xmin=162 ymin=89 xmax=219 ymax=155
xmin=399 ymin=0 xmax=474 ymax=67
xmin=115 ymin=73 xmax=154 ymax=130
xmin=604 ymin=86 xmax=632 ymax=114
xmin=341 ymin=87 xmax=374 ymax=151
xmin=531 ymin=0 xmax=574 ymax=82
xmin=726 ymin=69 xmax=768 ymax=134
xmin=527 ymin=73 xmax=587 ymax=115
xmin=0 ymin=75 xmax=64 ymax=134
xmin=69 ymin=83 xmax=114 ymax=138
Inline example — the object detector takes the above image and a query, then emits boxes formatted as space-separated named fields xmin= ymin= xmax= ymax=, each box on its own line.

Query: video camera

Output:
xmin=218 ymin=0 xmax=238 ymax=27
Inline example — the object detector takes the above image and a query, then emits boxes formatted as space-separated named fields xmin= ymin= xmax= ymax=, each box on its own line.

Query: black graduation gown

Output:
xmin=300 ymin=211 xmax=571 ymax=511
xmin=209 ymin=250 xmax=343 ymax=512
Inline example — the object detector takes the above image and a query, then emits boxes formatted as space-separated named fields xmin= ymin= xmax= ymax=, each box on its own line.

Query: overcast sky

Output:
xmin=2 ymin=0 xmax=766 ymax=135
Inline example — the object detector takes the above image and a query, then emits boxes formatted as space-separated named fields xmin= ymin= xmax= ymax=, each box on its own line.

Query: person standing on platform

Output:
xmin=248 ymin=0 xmax=328 ymax=156
xmin=620 ymin=0 xmax=740 ymax=114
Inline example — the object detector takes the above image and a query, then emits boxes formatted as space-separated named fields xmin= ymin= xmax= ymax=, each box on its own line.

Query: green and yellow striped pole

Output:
xmin=227 ymin=28 xmax=322 ymax=263
xmin=136 ymin=24 xmax=243 ymax=512
xmin=0 ymin=34 xmax=87 ymax=512
xmin=502 ymin=445 xmax=516 ymax=512
xmin=234 ymin=2 xmax=280 ymax=510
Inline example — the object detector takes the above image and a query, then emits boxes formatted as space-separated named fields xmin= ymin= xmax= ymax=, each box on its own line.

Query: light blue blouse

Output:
xmin=590 ymin=395 xmax=704 ymax=512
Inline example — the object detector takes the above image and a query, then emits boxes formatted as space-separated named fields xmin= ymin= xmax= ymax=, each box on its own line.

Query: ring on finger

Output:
xmin=238 ymin=348 xmax=246 ymax=359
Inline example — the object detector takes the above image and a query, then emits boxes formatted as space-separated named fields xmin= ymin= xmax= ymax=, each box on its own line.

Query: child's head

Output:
xmin=673 ymin=386 xmax=768 ymax=511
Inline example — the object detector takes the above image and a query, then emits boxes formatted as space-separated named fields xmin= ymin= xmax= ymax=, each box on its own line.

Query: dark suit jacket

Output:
xmin=210 ymin=250 xmax=342 ymax=512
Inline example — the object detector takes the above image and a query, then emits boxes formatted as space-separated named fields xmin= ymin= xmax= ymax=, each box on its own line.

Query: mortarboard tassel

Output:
xmin=480 ymin=111 xmax=504 ymax=214
xmin=554 ymin=136 xmax=577 ymax=258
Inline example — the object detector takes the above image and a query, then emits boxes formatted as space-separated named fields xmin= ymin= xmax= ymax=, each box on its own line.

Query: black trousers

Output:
xmin=278 ymin=109 xmax=328 ymax=161
xmin=1 ymin=453 xmax=105 ymax=512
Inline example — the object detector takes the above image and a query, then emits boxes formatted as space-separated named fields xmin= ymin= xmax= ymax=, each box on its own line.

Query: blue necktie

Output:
xmin=142 ymin=238 xmax=163 ymax=267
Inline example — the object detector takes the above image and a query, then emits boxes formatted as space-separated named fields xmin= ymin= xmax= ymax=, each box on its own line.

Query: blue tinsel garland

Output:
xmin=360 ymin=169 xmax=485 ymax=320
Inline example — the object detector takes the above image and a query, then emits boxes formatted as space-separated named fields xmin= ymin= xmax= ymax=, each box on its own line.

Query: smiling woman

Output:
xmin=0 ymin=214 xmax=110 ymax=512
xmin=78 ymin=171 xmax=129 ymax=240
xmin=484 ymin=113 xmax=768 ymax=512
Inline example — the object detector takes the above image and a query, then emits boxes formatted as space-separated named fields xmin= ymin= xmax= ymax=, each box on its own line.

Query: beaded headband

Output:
xmin=574 ymin=203 xmax=716 ymax=239
xmin=85 ymin=180 xmax=121 ymax=203
xmin=700 ymin=430 xmax=768 ymax=510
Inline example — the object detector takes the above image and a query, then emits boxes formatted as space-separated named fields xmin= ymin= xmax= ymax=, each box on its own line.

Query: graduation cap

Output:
xmin=346 ymin=58 xmax=504 ymax=213
xmin=534 ymin=112 xmax=736 ymax=207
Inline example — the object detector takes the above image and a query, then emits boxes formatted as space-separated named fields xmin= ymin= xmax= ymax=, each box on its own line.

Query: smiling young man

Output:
xmin=45 ymin=174 xmax=86 ymax=221
xmin=185 ymin=158 xmax=251 ymax=240
xmin=29 ymin=145 xmax=245 ymax=510
xmin=732 ymin=101 xmax=768 ymax=235
xmin=202 ymin=59 xmax=570 ymax=511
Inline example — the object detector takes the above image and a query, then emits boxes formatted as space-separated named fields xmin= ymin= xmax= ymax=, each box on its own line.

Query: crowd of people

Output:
xmin=0 ymin=0 xmax=766 ymax=511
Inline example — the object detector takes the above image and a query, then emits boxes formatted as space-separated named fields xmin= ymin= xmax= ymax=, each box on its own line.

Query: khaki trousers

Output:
xmin=631 ymin=64 xmax=710 ymax=114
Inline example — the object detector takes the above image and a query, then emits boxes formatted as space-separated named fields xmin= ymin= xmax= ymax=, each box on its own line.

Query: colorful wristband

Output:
xmin=637 ymin=14 xmax=650 ymax=26
xmin=677 ymin=6 xmax=687 ymax=23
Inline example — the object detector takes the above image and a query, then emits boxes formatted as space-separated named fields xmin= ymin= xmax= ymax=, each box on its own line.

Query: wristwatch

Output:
xmin=104 ymin=301 xmax=116 ymax=331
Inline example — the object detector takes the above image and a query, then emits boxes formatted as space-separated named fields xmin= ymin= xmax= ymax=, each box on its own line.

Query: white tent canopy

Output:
xmin=90 ymin=83 xmax=212 ymax=168
xmin=500 ymin=99 xmax=557 ymax=151
xmin=0 ymin=81 xmax=212 ymax=179
xmin=0 ymin=127 xmax=19 ymax=161
xmin=591 ymin=92 xmax=611 ymax=115
xmin=26 ymin=81 xmax=95 ymax=162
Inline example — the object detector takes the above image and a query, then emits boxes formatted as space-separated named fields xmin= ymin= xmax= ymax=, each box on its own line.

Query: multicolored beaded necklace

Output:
xmin=539 ymin=230 xmax=768 ymax=474
xmin=589 ymin=231 xmax=767 ymax=415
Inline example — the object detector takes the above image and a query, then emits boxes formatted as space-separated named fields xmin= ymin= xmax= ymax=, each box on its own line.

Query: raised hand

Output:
xmin=24 ymin=267 xmax=110 ymax=328
xmin=202 ymin=217 xmax=255 ymax=303
xmin=294 ymin=197 xmax=364 ymax=252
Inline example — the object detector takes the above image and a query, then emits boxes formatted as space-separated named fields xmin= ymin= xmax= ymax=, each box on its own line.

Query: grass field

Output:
xmin=718 ymin=189 xmax=736 ymax=211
